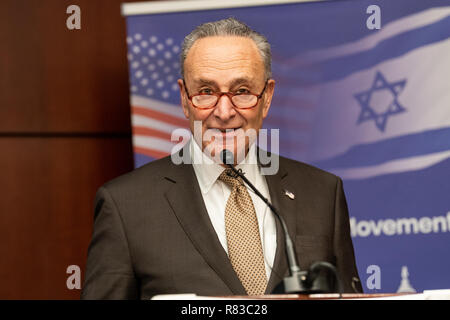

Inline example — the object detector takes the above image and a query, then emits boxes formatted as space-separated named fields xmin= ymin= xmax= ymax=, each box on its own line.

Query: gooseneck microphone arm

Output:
xmin=221 ymin=153 xmax=301 ymax=278
xmin=220 ymin=149 xmax=341 ymax=294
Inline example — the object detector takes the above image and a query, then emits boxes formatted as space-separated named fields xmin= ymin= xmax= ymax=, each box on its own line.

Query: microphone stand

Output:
xmin=221 ymin=150 xmax=340 ymax=294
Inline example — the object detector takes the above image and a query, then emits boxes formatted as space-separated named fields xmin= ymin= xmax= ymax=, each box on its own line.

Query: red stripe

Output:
xmin=132 ymin=126 xmax=189 ymax=144
xmin=132 ymin=126 xmax=172 ymax=140
xmin=134 ymin=146 xmax=169 ymax=159
xmin=132 ymin=106 xmax=189 ymax=127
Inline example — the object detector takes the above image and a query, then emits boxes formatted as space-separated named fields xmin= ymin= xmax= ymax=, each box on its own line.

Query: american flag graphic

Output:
xmin=126 ymin=32 xmax=190 ymax=164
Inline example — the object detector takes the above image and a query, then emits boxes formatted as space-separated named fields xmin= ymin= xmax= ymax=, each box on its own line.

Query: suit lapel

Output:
xmin=163 ymin=149 xmax=246 ymax=295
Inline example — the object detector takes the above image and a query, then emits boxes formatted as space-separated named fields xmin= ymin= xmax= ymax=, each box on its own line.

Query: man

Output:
xmin=81 ymin=18 xmax=362 ymax=299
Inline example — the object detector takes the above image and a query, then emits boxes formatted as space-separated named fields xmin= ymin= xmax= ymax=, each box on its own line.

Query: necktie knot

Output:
xmin=218 ymin=169 xmax=243 ymax=189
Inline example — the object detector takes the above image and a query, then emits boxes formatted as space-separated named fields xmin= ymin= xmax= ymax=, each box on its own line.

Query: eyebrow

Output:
xmin=192 ymin=77 xmax=254 ymax=89
xmin=230 ymin=77 xmax=253 ymax=88
xmin=192 ymin=78 xmax=217 ymax=87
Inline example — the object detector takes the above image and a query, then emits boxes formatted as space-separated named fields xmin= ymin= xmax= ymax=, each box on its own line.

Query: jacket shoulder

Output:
xmin=101 ymin=155 xmax=174 ymax=194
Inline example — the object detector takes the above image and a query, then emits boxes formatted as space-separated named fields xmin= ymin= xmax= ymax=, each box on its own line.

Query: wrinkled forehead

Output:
xmin=183 ymin=36 xmax=265 ymax=84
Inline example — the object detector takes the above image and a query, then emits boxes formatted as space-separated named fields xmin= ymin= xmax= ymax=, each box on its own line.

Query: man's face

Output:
xmin=178 ymin=36 xmax=275 ymax=162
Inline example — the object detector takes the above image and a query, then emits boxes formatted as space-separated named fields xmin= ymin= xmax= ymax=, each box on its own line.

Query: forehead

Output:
xmin=183 ymin=36 xmax=265 ymax=85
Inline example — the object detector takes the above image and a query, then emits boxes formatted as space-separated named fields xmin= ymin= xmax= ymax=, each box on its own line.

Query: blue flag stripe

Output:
xmin=277 ymin=16 xmax=450 ymax=85
xmin=313 ymin=127 xmax=450 ymax=169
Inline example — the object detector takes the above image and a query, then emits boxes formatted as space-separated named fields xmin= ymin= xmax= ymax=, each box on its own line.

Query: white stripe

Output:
xmin=131 ymin=114 xmax=187 ymax=134
xmin=331 ymin=150 xmax=450 ymax=180
xmin=133 ymin=135 xmax=177 ymax=153
xmin=131 ymin=95 xmax=186 ymax=119
xmin=122 ymin=0 xmax=322 ymax=16
xmin=301 ymin=7 xmax=450 ymax=63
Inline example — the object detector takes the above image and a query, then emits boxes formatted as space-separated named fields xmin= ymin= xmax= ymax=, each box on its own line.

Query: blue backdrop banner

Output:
xmin=124 ymin=0 xmax=450 ymax=293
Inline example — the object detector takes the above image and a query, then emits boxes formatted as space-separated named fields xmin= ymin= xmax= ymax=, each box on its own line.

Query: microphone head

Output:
xmin=221 ymin=149 xmax=234 ymax=166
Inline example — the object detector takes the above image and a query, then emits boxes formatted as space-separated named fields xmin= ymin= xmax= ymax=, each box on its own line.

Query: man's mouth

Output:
xmin=210 ymin=127 xmax=242 ymax=135
xmin=221 ymin=127 xmax=239 ymax=132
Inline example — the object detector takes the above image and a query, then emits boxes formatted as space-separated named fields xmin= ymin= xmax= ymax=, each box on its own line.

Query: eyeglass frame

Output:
xmin=182 ymin=79 xmax=269 ymax=110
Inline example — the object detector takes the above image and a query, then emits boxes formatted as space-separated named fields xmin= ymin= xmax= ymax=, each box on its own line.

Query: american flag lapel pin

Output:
xmin=284 ymin=189 xmax=295 ymax=200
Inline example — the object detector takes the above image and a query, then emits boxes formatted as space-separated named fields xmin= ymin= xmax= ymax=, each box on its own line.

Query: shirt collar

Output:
xmin=190 ymin=138 xmax=259 ymax=195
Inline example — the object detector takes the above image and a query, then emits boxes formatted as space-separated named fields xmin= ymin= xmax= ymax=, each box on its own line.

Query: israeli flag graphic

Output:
xmin=302 ymin=5 xmax=450 ymax=293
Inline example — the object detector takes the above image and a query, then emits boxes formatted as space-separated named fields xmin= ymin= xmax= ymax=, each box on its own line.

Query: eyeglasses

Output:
xmin=183 ymin=80 xmax=268 ymax=110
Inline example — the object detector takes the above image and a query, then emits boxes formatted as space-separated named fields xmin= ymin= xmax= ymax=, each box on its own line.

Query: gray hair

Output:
xmin=180 ymin=17 xmax=272 ymax=80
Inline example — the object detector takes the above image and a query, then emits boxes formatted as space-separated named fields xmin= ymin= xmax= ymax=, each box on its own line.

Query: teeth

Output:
xmin=212 ymin=128 xmax=240 ymax=133
xmin=219 ymin=128 xmax=236 ymax=132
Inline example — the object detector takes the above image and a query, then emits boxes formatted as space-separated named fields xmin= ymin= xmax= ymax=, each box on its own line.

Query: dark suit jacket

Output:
xmin=81 ymin=151 xmax=362 ymax=299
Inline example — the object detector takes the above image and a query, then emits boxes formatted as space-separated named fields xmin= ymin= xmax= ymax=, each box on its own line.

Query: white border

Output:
xmin=121 ymin=0 xmax=322 ymax=16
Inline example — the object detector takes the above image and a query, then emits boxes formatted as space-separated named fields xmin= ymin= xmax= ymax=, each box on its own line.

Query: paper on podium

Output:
xmin=422 ymin=289 xmax=450 ymax=300
xmin=352 ymin=289 xmax=450 ymax=300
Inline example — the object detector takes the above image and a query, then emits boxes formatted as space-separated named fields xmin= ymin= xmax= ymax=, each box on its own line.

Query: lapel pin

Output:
xmin=284 ymin=189 xmax=295 ymax=200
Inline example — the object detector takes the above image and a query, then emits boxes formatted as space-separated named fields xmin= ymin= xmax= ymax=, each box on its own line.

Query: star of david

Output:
xmin=354 ymin=71 xmax=407 ymax=132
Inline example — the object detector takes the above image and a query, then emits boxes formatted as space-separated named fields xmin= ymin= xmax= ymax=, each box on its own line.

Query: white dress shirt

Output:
xmin=190 ymin=139 xmax=277 ymax=280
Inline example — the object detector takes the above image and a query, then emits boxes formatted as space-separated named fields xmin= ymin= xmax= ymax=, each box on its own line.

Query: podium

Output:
xmin=153 ymin=290 xmax=450 ymax=300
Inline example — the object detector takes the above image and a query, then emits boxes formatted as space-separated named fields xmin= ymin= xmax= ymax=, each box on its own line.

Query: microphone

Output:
xmin=220 ymin=149 xmax=340 ymax=294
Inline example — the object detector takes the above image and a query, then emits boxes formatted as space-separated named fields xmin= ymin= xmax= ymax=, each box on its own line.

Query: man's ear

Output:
xmin=178 ymin=79 xmax=190 ymax=119
xmin=262 ymin=79 xmax=275 ymax=119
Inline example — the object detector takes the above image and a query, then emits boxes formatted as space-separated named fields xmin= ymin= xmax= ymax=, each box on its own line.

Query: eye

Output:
xmin=235 ymin=88 xmax=251 ymax=95
xmin=199 ymin=88 xmax=214 ymax=95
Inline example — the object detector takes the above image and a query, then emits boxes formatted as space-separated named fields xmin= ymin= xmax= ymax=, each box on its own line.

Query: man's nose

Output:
xmin=213 ymin=94 xmax=236 ymax=121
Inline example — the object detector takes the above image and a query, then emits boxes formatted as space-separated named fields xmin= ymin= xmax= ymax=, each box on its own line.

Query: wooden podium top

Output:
xmin=153 ymin=292 xmax=422 ymax=300
xmin=216 ymin=293 xmax=411 ymax=300
xmin=153 ymin=289 xmax=450 ymax=300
